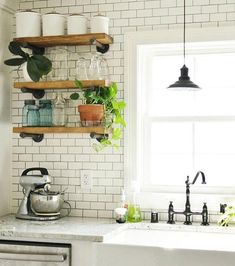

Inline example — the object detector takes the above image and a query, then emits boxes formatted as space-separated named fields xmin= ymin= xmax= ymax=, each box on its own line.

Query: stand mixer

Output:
xmin=16 ymin=167 xmax=61 ymax=221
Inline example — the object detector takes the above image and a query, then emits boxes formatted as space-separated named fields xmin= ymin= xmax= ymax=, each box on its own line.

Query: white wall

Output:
xmin=0 ymin=0 xmax=16 ymax=215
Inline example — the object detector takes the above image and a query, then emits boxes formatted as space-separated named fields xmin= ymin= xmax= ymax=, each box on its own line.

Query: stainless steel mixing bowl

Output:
xmin=30 ymin=191 xmax=65 ymax=214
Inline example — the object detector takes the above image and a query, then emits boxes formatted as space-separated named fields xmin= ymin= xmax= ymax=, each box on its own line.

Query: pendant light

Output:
xmin=167 ymin=0 xmax=201 ymax=90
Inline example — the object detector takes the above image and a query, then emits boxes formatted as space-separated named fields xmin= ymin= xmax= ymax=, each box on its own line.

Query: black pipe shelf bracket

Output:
xmin=90 ymin=38 xmax=110 ymax=54
xmin=90 ymin=132 xmax=109 ymax=142
xmin=20 ymin=42 xmax=46 ymax=55
xmin=19 ymin=132 xmax=44 ymax=142
xmin=21 ymin=87 xmax=45 ymax=99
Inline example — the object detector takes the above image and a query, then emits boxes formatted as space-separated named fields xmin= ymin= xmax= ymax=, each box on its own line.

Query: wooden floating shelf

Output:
xmin=13 ymin=33 xmax=113 ymax=47
xmin=14 ymin=80 xmax=107 ymax=90
xmin=13 ymin=127 xmax=109 ymax=134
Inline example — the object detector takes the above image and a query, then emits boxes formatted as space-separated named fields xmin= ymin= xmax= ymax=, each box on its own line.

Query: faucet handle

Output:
xmin=167 ymin=201 xmax=175 ymax=224
xmin=220 ymin=203 xmax=227 ymax=214
xmin=201 ymin=202 xmax=209 ymax=226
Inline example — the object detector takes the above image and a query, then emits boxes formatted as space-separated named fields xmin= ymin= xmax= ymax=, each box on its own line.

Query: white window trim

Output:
xmin=124 ymin=26 xmax=235 ymax=211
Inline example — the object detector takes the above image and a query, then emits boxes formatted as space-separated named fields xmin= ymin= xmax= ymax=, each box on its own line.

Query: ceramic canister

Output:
xmin=42 ymin=12 xmax=65 ymax=36
xmin=67 ymin=14 xmax=88 ymax=35
xmin=16 ymin=10 xmax=41 ymax=37
xmin=90 ymin=14 xmax=109 ymax=34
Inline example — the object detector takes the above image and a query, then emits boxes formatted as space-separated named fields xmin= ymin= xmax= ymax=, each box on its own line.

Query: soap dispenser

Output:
xmin=114 ymin=189 xmax=128 ymax=223
xmin=127 ymin=182 xmax=142 ymax=223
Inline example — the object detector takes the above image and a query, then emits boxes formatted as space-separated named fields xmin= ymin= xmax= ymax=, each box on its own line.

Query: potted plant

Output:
xmin=218 ymin=206 xmax=235 ymax=226
xmin=70 ymin=80 xmax=126 ymax=151
xmin=4 ymin=41 xmax=52 ymax=82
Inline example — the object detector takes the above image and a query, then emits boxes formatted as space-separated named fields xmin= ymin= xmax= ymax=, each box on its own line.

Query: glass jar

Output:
xmin=52 ymin=93 xmax=66 ymax=126
xmin=27 ymin=105 xmax=40 ymax=126
xmin=88 ymin=53 xmax=101 ymax=80
xmin=22 ymin=99 xmax=36 ymax=126
xmin=39 ymin=99 xmax=52 ymax=126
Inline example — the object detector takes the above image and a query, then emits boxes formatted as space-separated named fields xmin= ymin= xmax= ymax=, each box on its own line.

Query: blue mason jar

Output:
xmin=27 ymin=105 xmax=40 ymax=126
xmin=39 ymin=99 xmax=52 ymax=126
xmin=22 ymin=99 xmax=36 ymax=127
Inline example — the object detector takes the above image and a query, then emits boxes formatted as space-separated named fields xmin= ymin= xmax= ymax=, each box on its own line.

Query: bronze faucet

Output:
xmin=167 ymin=171 xmax=209 ymax=226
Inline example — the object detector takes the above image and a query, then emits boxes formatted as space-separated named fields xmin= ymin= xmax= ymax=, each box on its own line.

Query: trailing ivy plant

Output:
xmin=71 ymin=80 xmax=126 ymax=151
xmin=4 ymin=41 xmax=52 ymax=82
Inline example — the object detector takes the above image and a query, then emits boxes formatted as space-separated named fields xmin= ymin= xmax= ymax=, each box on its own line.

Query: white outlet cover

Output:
xmin=81 ymin=170 xmax=93 ymax=190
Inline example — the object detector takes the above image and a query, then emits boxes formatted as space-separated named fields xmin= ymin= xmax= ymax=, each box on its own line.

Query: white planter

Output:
xmin=90 ymin=14 xmax=109 ymax=34
xmin=42 ymin=13 xmax=65 ymax=36
xmin=67 ymin=14 xmax=87 ymax=35
xmin=22 ymin=62 xmax=32 ymax=82
xmin=16 ymin=10 xmax=41 ymax=37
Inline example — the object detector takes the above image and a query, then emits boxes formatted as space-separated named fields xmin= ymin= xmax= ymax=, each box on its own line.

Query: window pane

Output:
xmin=138 ymin=41 xmax=235 ymax=190
xmin=150 ymin=52 xmax=235 ymax=117
xmin=195 ymin=122 xmax=235 ymax=186
xmin=147 ymin=122 xmax=193 ymax=186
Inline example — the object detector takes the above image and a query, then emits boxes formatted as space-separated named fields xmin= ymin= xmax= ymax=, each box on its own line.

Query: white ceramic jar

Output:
xmin=90 ymin=14 xmax=109 ymax=34
xmin=16 ymin=10 xmax=41 ymax=37
xmin=42 ymin=12 xmax=65 ymax=36
xmin=67 ymin=14 xmax=87 ymax=35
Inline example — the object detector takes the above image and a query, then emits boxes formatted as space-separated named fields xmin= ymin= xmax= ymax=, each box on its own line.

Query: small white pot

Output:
xmin=16 ymin=10 xmax=41 ymax=37
xmin=90 ymin=14 xmax=109 ymax=34
xmin=67 ymin=14 xmax=87 ymax=35
xmin=42 ymin=12 xmax=65 ymax=36
xmin=22 ymin=62 xmax=32 ymax=82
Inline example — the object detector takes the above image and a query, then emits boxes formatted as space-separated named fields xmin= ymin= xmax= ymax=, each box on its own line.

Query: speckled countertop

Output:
xmin=0 ymin=214 xmax=127 ymax=242
xmin=1 ymin=214 xmax=235 ymax=244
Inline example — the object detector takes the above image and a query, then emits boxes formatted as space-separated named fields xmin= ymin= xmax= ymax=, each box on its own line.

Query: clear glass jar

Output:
xmin=52 ymin=93 xmax=66 ymax=126
xmin=39 ymin=99 xmax=52 ymax=126
xmin=22 ymin=99 xmax=36 ymax=126
xmin=88 ymin=53 xmax=101 ymax=80
xmin=27 ymin=105 xmax=40 ymax=127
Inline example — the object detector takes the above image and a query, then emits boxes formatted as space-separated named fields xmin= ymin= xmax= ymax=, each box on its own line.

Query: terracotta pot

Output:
xmin=78 ymin=104 xmax=104 ymax=127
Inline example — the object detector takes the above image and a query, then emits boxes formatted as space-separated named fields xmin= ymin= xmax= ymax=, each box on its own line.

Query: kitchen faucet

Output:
xmin=167 ymin=171 xmax=209 ymax=226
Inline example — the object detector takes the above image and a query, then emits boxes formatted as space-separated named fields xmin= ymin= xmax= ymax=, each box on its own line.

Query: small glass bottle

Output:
xmin=52 ymin=93 xmax=66 ymax=126
xmin=39 ymin=99 xmax=52 ymax=126
xmin=27 ymin=105 xmax=40 ymax=126
xmin=127 ymin=191 xmax=142 ymax=223
xmin=22 ymin=99 xmax=36 ymax=126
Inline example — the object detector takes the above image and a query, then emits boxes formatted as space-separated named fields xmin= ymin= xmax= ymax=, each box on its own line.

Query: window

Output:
xmin=125 ymin=28 xmax=235 ymax=209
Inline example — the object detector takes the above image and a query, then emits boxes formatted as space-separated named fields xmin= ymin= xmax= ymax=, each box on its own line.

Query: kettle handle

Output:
xmin=21 ymin=167 xmax=49 ymax=176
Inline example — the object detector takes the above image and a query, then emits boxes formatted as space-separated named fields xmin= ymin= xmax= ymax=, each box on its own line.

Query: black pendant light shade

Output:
xmin=168 ymin=64 xmax=200 ymax=90
xmin=167 ymin=0 xmax=201 ymax=91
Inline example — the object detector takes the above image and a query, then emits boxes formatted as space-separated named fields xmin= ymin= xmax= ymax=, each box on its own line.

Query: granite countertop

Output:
xmin=1 ymin=214 xmax=235 ymax=243
xmin=0 ymin=214 xmax=127 ymax=242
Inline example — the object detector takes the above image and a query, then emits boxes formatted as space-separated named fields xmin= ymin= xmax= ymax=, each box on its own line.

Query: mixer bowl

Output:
xmin=30 ymin=191 xmax=64 ymax=214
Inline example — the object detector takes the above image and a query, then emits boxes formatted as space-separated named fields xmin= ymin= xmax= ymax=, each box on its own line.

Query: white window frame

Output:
xmin=124 ymin=27 xmax=235 ymax=211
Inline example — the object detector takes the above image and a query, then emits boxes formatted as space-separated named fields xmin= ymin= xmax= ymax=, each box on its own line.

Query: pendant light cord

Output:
xmin=183 ymin=0 xmax=186 ymax=64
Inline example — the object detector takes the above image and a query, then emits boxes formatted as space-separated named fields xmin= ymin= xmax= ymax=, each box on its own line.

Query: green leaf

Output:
xmin=118 ymin=101 xmax=126 ymax=110
xmin=112 ymin=101 xmax=119 ymax=110
xmin=112 ymin=128 xmax=121 ymax=140
xmin=109 ymin=84 xmax=117 ymax=97
xmin=8 ymin=41 xmax=27 ymax=58
xmin=75 ymin=79 xmax=83 ymax=89
xmin=70 ymin=92 xmax=80 ymax=100
xmin=100 ymin=138 xmax=112 ymax=146
xmin=114 ymin=114 xmax=126 ymax=127
xmin=32 ymin=55 xmax=52 ymax=75
xmin=27 ymin=58 xmax=41 ymax=82
xmin=4 ymin=58 xmax=26 ymax=66
xmin=113 ymin=144 xmax=119 ymax=150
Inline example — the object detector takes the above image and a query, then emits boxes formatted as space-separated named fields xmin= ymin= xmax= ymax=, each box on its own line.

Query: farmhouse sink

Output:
xmin=94 ymin=224 xmax=235 ymax=266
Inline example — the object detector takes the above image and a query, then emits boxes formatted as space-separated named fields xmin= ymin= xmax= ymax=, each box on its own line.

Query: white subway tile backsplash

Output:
xmin=12 ymin=0 xmax=235 ymax=219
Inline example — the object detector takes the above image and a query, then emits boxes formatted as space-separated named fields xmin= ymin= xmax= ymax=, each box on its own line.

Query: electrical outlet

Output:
xmin=81 ymin=170 xmax=93 ymax=190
